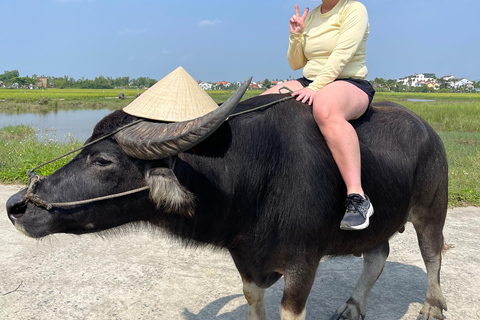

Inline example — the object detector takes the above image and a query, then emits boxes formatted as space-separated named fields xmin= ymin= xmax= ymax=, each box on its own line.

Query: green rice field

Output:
xmin=0 ymin=88 xmax=261 ymax=102
xmin=0 ymin=88 xmax=262 ymax=111
xmin=1 ymin=89 xmax=479 ymax=206
xmin=0 ymin=88 xmax=143 ymax=101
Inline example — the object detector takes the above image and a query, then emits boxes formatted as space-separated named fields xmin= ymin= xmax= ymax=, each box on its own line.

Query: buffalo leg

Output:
xmin=242 ymin=278 xmax=267 ymax=320
xmin=335 ymin=241 xmax=389 ymax=320
xmin=230 ymin=248 xmax=284 ymax=320
xmin=280 ymin=259 xmax=318 ymax=320
xmin=411 ymin=206 xmax=447 ymax=320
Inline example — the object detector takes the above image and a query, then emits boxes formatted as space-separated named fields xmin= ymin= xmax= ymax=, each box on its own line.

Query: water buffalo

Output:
xmin=6 ymin=82 xmax=448 ymax=320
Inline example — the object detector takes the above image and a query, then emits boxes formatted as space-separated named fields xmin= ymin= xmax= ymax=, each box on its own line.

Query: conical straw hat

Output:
xmin=123 ymin=67 xmax=218 ymax=122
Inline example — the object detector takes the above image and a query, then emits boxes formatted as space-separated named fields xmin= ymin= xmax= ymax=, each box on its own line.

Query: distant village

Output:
xmin=0 ymin=75 xmax=48 ymax=90
xmin=0 ymin=70 xmax=479 ymax=93
xmin=373 ymin=73 xmax=478 ymax=92
xmin=197 ymin=79 xmax=286 ymax=91
xmin=198 ymin=73 xmax=479 ymax=92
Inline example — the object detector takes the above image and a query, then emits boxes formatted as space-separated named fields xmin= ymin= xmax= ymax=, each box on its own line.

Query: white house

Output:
xmin=398 ymin=73 xmax=437 ymax=87
xmin=198 ymin=81 xmax=213 ymax=90
xmin=215 ymin=81 xmax=232 ymax=88
xmin=441 ymin=76 xmax=474 ymax=89
xmin=455 ymin=78 xmax=474 ymax=89
xmin=442 ymin=75 xmax=455 ymax=81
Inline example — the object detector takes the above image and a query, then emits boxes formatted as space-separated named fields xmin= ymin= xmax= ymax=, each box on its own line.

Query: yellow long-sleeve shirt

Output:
xmin=287 ymin=0 xmax=369 ymax=91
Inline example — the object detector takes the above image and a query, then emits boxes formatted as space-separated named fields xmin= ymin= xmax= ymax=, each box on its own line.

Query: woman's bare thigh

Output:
xmin=314 ymin=81 xmax=370 ymax=121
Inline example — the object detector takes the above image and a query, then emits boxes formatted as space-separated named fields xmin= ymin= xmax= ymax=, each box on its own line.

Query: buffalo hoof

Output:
xmin=416 ymin=301 xmax=447 ymax=320
xmin=332 ymin=300 xmax=365 ymax=320
xmin=329 ymin=314 xmax=365 ymax=320
xmin=415 ymin=315 xmax=443 ymax=320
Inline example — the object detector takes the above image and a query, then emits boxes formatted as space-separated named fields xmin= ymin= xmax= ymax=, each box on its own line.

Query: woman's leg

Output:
xmin=312 ymin=80 xmax=373 ymax=230
xmin=312 ymin=81 xmax=369 ymax=195
xmin=261 ymin=80 xmax=304 ymax=95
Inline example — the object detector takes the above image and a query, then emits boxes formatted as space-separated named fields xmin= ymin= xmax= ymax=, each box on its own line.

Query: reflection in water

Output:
xmin=0 ymin=109 xmax=114 ymax=142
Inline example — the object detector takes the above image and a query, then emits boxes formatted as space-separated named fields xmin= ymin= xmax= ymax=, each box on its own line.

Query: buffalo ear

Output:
xmin=145 ymin=167 xmax=195 ymax=217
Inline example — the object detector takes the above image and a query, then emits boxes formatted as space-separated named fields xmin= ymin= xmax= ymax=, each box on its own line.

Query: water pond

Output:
xmin=0 ymin=109 xmax=113 ymax=142
xmin=406 ymin=98 xmax=436 ymax=102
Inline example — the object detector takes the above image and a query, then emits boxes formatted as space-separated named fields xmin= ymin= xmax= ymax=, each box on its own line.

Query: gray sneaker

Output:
xmin=340 ymin=194 xmax=374 ymax=230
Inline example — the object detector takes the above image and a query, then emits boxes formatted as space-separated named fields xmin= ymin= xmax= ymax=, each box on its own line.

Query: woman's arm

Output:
xmin=287 ymin=5 xmax=309 ymax=70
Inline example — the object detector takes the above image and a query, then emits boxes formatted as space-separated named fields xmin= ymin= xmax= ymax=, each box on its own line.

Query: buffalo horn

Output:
xmin=115 ymin=77 xmax=252 ymax=160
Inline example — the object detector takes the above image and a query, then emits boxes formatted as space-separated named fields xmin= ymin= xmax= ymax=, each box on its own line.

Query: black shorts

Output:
xmin=297 ymin=77 xmax=375 ymax=105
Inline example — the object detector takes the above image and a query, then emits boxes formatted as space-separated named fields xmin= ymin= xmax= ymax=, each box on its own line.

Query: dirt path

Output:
xmin=1 ymin=184 xmax=479 ymax=319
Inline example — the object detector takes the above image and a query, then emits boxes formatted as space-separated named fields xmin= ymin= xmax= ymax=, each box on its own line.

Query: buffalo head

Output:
xmin=7 ymin=79 xmax=250 ymax=238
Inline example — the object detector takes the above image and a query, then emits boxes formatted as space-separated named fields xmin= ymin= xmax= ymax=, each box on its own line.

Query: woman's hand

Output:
xmin=290 ymin=5 xmax=309 ymax=34
xmin=292 ymin=87 xmax=317 ymax=105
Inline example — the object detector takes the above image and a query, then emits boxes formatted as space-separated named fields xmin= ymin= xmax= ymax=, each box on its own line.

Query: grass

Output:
xmin=373 ymin=94 xmax=480 ymax=206
xmin=439 ymin=131 xmax=480 ymax=206
xmin=374 ymin=91 xmax=480 ymax=102
xmin=0 ymin=126 xmax=82 ymax=183
xmin=392 ymin=100 xmax=480 ymax=133
xmin=207 ymin=90 xmax=263 ymax=104
xmin=0 ymin=90 xmax=479 ymax=207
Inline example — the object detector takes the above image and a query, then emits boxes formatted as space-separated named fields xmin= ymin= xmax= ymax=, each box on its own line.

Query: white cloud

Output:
xmin=161 ymin=49 xmax=169 ymax=55
xmin=118 ymin=28 xmax=148 ymax=37
xmin=199 ymin=19 xmax=221 ymax=27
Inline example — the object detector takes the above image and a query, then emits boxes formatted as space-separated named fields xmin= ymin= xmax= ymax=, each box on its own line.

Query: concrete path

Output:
xmin=1 ymin=184 xmax=479 ymax=319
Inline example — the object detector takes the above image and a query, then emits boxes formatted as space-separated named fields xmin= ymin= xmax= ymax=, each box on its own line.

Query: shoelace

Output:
xmin=344 ymin=196 xmax=366 ymax=217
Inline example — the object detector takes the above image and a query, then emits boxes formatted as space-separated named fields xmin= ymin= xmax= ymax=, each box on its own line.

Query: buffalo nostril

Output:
xmin=6 ymin=193 xmax=28 ymax=222
xmin=8 ymin=206 xmax=27 ymax=219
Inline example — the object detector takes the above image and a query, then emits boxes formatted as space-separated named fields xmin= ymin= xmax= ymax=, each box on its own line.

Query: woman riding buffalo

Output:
xmin=264 ymin=0 xmax=375 ymax=230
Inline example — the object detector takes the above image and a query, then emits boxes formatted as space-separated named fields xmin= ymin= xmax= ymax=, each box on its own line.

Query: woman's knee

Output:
xmin=312 ymin=98 xmax=338 ymax=126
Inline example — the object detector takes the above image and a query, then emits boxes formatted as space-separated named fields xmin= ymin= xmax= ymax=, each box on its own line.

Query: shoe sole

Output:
xmin=340 ymin=204 xmax=374 ymax=231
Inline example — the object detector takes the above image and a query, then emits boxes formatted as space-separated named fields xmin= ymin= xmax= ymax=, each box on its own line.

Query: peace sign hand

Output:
xmin=290 ymin=5 xmax=309 ymax=34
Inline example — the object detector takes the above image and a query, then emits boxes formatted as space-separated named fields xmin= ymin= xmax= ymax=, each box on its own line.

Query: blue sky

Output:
xmin=1 ymin=0 xmax=479 ymax=82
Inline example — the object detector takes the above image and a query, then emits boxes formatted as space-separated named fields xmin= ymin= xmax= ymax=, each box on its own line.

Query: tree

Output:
xmin=111 ymin=76 xmax=130 ymax=88
xmin=3 ymin=70 xmax=20 ymax=79
xmin=54 ymin=77 xmax=66 ymax=89
xmin=93 ymin=76 xmax=113 ymax=89
xmin=0 ymin=70 xmax=20 ymax=85
xmin=263 ymin=78 xmax=272 ymax=89
xmin=373 ymin=77 xmax=385 ymax=86
xmin=386 ymin=79 xmax=396 ymax=91
xmin=146 ymin=78 xmax=157 ymax=87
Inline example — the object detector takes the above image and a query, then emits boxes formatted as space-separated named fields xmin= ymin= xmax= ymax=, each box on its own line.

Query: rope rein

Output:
xmin=25 ymin=175 xmax=150 ymax=210
xmin=229 ymin=90 xmax=294 ymax=118
xmin=25 ymin=91 xmax=294 ymax=210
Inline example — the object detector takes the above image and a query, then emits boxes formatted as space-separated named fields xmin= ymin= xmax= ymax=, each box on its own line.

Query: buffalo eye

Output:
xmin=90 ymin=155 xmax=113 ymax=166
